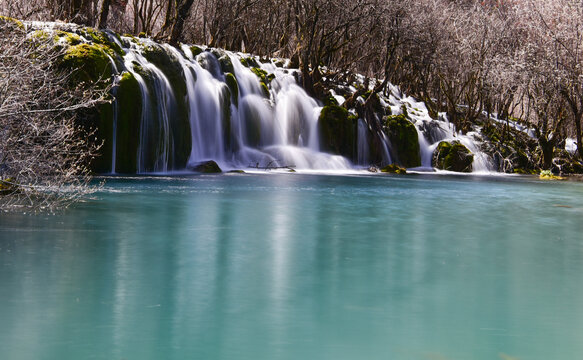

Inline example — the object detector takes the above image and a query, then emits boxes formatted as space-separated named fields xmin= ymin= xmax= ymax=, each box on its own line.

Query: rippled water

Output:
xmin=1 ymin=173 xmax=582 ymax=360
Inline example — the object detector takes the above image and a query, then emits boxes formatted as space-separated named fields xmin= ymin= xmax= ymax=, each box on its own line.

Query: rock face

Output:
xmin=432 ymin=141 xmax=474 ymax=172
xmin=114 ymin=71 xmax=142 ymax=173
xmin=188 ymin=160 xmax=222 ymax=173
xmin=318 ymin=105 xmax=356 ymax=160
xmin=384 ymin=114 xmax=421 ymax=168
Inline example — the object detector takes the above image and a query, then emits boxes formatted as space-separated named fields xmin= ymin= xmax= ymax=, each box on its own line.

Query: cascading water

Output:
xmin=107 ymin=38 xmax=353 ymax=172
xmin=28 ymin=22 xmax=498 ymax=174
xmin=386 ymin=92 xmax=495 ymax=173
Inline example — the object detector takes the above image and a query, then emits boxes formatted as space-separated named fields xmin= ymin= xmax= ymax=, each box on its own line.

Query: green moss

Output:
xmin=380 ymin=164 xmax=407 ymax=174
xmin=322 ymin=95 xmax=339 ymax=106
xmin=80 ymin=28 xmax=124 ymax=56
xmin=55 ymin=31 xmax=83 ymax=45
xmin=91 ymin=101 xmax=115 ymax=173
xmin=218 ymin=55 xmax=234 ymax=74
xmin=259 ymin=81 xmax=270 ymax=98
xmin=432 ymin=141 xmax=474 ymax=172
xmin=225 ymin=72 xmax=239 ymax=107
xmin=250 ymin=67 xmax=274 ymax=83
xmin=401 ymin=104 xmax=408 ymax=117
xmin=30 ymin=29 xmax=53 ymax=42
xmin=0 ymin=16 xmax=24 ymax=29
xmin=140 ymin=44 xmax=191 ymax=168
xmin=318 ymin=105 xmax=356 ymax=160
xmin=540 ymin=170 xmax=563 ymax=180
xmin=384 ymin=114 xmax=421 ymax=168
xmin=219 ymin=84 xmax=232 ymax=151
xmin=240 ymin=56 xmax=260 ymax=68
xmin=241 ymin=101 xmax=262 ymax=147
xmin=61 ymin=43 xmax=114 ymax=83
xmin=190 ymin=45 xmax=203 ymax=57
xmin=113 ymin=71 xmax=142 ymax=173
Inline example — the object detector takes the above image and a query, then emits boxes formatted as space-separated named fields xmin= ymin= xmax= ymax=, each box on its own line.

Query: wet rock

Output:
xmin=432 ymin=141 xmax=473 ymax=172
xmin=384 ymin=114 xmax=421 ymax=168
xmin=189 ymin=160 xmax=222 ymax=173
xmin=380 ymin=164 xmax=407 ymax=174
xmin=318 ymin=105 xmax=356 ymax=160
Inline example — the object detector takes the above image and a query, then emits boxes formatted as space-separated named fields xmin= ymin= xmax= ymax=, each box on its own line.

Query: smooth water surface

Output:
xmin=1 ymin=174 xmax=582 ymax=360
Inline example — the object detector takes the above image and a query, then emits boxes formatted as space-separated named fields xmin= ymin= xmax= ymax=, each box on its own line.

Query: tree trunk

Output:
xmin=574 ymin=111 xmax=583 ymax=160
xmin=98 ymin=0 xmax=112 ymax=29
xmin=170 ymin=0 xmax=195 ymax=45
xmin=539 ymin=138 xmax=554 ymax=169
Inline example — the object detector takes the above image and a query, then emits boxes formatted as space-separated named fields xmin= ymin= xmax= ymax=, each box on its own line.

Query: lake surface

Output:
xmin=1 ymin=173 xmax=582 ymax=360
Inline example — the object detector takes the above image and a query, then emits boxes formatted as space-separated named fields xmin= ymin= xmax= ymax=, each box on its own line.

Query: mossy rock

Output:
xmin=88 ymin=100 xmax=115 ymax=173
xmin=61 ymin=43 xmax=114 ymax=84
xmin=322 ymin=95 xmax=339 ymax=106
xmin=540 ymin=170 xmax=563 ymax=180
xmin=113 ymin=71 xmax=142 ymax=173
xmin=141 ymin=45 xmax=186 ymax=95
xmin=79 ymin=28 xmax=124 ymax=56
xmin=225 ymin=72 xmax=239 ymax=107
xmin=360 ymin=91 xmax=385 ymax=114
xmin=218 ymin=55 xmax=234 ymax=74
xmin=318 ymin=105 xmax=356 ymax=160
xmin=432 ymin=141 xmax=474 ymax=172
xmin=55 ymin=31 xmax=83 ymax=45
xmin=380 ymin=164 xmax=407 ymax=174
xmin=250 ymin=67 xmax=274 ymax=84
xmin=384 ymin=114 xmax=421 ymax=168
xmin=189 ymin=160 xmax=222 ymax=173
xmin=190 ymin=45 xmax=203 ymax=57
xmin=259 ymin=80 xmax=270 ymax=98
xmin=140 ymin=45 xmax=191 ymax=168
xmin=241 ymin=101 xmax=263 ymax=147
xmin=219 ymin=84 xmax=233 ymax=151
xmin=240 ymin=56 xmax=260 ymax=68
xmin=0 ymin=16 xmax=24 ymax=30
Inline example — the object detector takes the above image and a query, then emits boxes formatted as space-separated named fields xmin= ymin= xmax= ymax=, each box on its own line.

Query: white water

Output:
xmin=25 ymin=23 xmax=496 ymax=174
xmin=116 ymin=40 xmax=353 ymax=171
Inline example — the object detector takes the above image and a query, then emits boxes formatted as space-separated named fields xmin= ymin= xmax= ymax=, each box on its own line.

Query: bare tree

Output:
xmin=0 ymin=19 xmax=107 ymax=212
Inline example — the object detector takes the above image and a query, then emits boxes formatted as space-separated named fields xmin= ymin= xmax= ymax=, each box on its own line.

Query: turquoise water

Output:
xmin=1 ymin=173 xmax=582 ymax=360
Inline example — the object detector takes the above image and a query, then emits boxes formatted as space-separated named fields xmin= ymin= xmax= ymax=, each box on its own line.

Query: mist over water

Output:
xmin=1 ymin=174 xmax=582 ymax=360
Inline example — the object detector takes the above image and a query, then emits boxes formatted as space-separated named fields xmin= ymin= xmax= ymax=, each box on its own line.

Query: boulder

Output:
xmin=380 ymin=164 xmax=407 ymax=174
xmin=384 ymin=114 xmax=421 ymax=168
xmin=432 ymin=141 xmax=474 ymax=172
xmin=318 ymin=105 xmax=356 ymax=160
xmin=189 ymin=160 xmax=222 ymax=173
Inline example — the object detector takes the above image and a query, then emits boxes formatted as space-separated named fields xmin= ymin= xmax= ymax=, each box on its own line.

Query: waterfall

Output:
xmin=108 ymin=38 xmax=493 ymax=173
xmin=18 ymin=23 xmax=510 ymax=174
xmin=100 ymin=37 xmax=354 ymax=172
xmin=356 ymin=118 xmax=370 ymax=166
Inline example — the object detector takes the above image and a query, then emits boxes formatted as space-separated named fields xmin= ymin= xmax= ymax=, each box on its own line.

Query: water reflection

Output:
xmin=0 ymin=174 xmax=582 ymax=360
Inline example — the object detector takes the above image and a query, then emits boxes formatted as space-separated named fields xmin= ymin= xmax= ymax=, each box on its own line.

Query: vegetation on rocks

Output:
xmin=0 ymin=20 xmax=108 ymax=212
xmin=380 ymin=164 xmax=407 ymax=174
xmin=384 ymin=114 xmax=421 ymax=168
xmin=318 ymin=105 xmax=356 ymax=160
xmin=432 ymin=141 xmax=474 ymax=173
